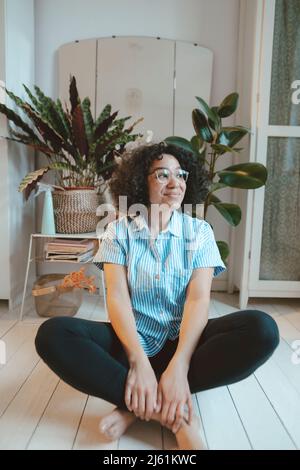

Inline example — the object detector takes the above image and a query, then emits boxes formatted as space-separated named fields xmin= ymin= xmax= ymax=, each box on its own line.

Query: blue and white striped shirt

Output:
xmin=94 ymin=209 xmax=226 ymax=356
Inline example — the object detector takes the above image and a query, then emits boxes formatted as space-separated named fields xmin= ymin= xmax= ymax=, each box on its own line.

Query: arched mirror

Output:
xmin=58 ymin=36 xmax=213 ymax=141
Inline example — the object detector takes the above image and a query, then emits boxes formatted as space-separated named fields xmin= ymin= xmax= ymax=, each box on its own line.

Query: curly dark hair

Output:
xmin=109 ymin=142 xmax=210 ymax=210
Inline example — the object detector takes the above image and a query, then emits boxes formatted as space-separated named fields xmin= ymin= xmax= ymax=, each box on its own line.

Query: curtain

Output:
xmin=259 ymin=0 xmax=300 ymax=281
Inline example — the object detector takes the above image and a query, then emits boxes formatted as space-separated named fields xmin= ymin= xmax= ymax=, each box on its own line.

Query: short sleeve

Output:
xmin=191 ymin=221 xmax=227 ymax=277
xmin=93 ymin=221 xmax=127 ymax=271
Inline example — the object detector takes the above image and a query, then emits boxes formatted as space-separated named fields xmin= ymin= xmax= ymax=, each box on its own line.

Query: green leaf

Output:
xmin=209 ymin=194 xmax=221 ymax=204
xmin=192 ymin=109 xmax=214 ymax=142
xmin=211 ymin=144 xmax=238 ymax=155
xmin=114 ymin=116 xmax=131 ymax=128
xmin=216 ymin=240 xmax=230 ymax=264
xmin=164 ymin=136 xmax=198 ymax=155
xmin=55 ymin=99 xmax=72 ymax=139
xmin=72 ymin=104 xmax=89 ymax=157
xmin=218 ymin=93 xmax=239 ymax=118
xmin=49 ymin=162 xmax=76 ymax=171
xmin=217 ymin=126 xmax=249 ymax=147
xmin=195 ymin=97 xmax=221 ymax=130
xmin=212 ymin=202 xmax=242 ymax=226
xmin=20 ymin=103 xmax=65 ymax=153
xmin=211 ymin=106 xmax=219 ymax=115
xmin=18 ymin=167 xmax=50 ymax=200
xmin=23 ymin=84 xmax=40 ymax=111
xmin=33 ymin=86 xmax=70 ymax=141
xmin=82 ymin=98 xmax=94 ymax=145
xmin=94 ymin=104 xmax=112 ymax=130
xmin=0 ymin=103 xmax=39 ymax=140
xmin=5 ymin=88 xmax=28 ymax=109
xmin=217 ymin=163 xmax=267 ymax=189
xmin=209 ymin=182 xmax=227 ymax=193
xmin=7 ymin=132 xmax=58 ymax=157
xmin=94 ymin=110 xmax=118 ymax=141
xmin=191 ymin=136 xmax=206 ymax=159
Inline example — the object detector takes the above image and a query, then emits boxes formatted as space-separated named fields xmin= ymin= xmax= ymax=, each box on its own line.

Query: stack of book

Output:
xmin=44 ymin=238 xmax=98 ymax=263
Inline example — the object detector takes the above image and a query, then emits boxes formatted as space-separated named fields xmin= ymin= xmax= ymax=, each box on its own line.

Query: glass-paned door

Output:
xmin=269 ymin=0 xmax=300 ymax=126
xmin=259 ymin=0 xmax=300 ymax=282
xmin=250 ymin=0 xmax=300 ymax=288
xmin=259 ymin=137 xmax=300 ymax=280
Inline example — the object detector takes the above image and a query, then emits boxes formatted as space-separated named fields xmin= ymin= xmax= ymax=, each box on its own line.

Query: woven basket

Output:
xmin=32 ymin=274 xmax=83 ymax=317
xmin=52 ymin=188 xmax=100 ymax=234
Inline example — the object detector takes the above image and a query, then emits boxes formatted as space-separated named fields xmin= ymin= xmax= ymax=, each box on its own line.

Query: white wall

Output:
xmin=35 ymin=0 xmax=241 ymax=289
xmin=0 ymin=0 xmax=10 ymax=298
xmin=35 ymin=0 xmax=240 ymax=105
xmin=0 ymin=0 xmax=36 ymax=306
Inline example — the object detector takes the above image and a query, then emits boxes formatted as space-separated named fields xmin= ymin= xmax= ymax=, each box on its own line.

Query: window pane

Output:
xmin=269 ymin=0 xmax=300 ymax=126
xmin=259 ymin=137 xmax=300 ymax=281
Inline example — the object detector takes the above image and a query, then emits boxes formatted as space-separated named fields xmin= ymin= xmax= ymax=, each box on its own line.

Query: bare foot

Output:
xmin=99 ymin=408 xmax=137 ymax=442
xmin=98 ymin=407 xmax=205 ymax=449
xmin=175 ymin=414 xmax=206 ymax=450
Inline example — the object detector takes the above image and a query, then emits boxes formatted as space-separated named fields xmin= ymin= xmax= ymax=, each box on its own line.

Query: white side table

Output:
xmin=19 ymin=232 xmax=106 ymax=321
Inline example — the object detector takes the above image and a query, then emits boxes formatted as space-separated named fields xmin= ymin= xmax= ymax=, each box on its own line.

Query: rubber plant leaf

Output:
xmin=218 ymin=163 xmax=267 ymax=189
xmin=192 ymin=109 xmax=214 ymax=143
xmin=217 ymin=92 xmax=239 ymax=118
xmin=164 ymin=136 xmax=198 ymax=155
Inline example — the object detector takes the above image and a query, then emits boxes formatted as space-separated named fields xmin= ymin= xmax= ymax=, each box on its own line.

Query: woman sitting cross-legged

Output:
xmin=35 ymin=142 xmax=279 ymax=450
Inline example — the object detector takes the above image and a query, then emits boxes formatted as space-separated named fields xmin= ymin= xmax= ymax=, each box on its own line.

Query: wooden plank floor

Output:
xmin=0 ymin=292 xmax=300 ymax=450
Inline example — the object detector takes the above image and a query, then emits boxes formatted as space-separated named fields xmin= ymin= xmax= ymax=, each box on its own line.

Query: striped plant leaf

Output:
xmin=69 ymin=76 xmax=80 ymax=114
xmin=94 ymin=104 xmax=111 ymax=130
xmin=82 ymin=98 xmax=94 ymax=144
xmin=33 ymin=86 xmax=69 ymax=140
xmin=72 ymin=104 xmax=89 ymax=157
xmin=21 ymin=103 xmax=80 ymax=162
xmin=0 ymin=103 xmax=38 ymax=140
xmin=94 ymin=110 xmax=118 ymax=141
xmin=7 ymin=132 xmax=57 ymax=156
xmin=0 ymin=76 xmax=142 ymax=192
xmin=23 ymin=84 xmax=40 ymax=111
xmin=18 ymin=167 xmax=50 ymax=199
xmin=4 ymin=88 xmax=28 ymax=109
xmin=49 ymin=161 xmax=77 ymax=172
xmin=21 ymin=103 xmax=64 ymax=153
xmin=55 ymin=99 xmax=72 ymax=139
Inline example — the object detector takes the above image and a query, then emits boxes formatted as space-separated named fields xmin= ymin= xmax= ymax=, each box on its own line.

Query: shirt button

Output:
xmin=155 ymin=274 xmax=160 ymax=280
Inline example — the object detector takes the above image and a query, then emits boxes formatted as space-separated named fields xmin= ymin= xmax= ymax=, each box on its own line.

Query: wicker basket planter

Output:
xmin=52 ymin=188 xmax=100 ymax=234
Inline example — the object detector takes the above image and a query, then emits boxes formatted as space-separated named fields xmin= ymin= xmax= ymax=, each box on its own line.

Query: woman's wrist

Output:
xmin=128 ymin=348 xmax=149 ymax=366
xmin=170 ymin=352 xmax=190 ymax=372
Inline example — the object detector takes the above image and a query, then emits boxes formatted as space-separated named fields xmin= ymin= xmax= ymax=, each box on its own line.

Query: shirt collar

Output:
xmin=130 ymin=209 xmax=182 ymax=237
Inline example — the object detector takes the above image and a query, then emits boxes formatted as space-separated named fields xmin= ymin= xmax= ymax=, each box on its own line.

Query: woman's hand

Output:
xmin=156 ymin=358 xmax=193 ymax=434
xmin=125 ymin=356 xmax=158 ymax=421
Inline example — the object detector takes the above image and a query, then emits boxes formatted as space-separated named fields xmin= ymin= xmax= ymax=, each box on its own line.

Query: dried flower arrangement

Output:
xmin=60 ymin=267 xmax=97 ymax=294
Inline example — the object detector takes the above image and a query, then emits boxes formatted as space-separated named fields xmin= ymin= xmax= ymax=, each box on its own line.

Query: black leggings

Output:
xmin=35 ymin=310 xmax=279 ymax=411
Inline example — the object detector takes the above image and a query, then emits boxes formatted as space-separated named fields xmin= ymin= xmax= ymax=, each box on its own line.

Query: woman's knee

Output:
xmin=35 ymin=316 xmax=76 ymax=358
xmin=244 ymin=310 xmax=280 ymax=356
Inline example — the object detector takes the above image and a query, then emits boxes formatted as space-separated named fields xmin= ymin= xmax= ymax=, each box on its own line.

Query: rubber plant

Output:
xmin=165 ymin=92 xmax=267 ymax=266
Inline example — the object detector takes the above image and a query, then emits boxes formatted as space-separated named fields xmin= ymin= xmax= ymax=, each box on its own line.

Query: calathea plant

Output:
xmin=165 ymin=92 xmax=267 ymax=265
xmin=0 ymin=76 xmax=142 ymax=199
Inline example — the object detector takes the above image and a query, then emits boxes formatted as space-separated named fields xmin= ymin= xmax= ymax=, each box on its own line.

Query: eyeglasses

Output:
xmin=148 ymin=168 xmax=189 ymax=184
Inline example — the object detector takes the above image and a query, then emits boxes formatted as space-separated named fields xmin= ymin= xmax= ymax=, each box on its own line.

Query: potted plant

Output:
xmin=0 ymin=76 xmax=142 ymax=233
xmin=165 ymin=92 xmax=268 ymax=266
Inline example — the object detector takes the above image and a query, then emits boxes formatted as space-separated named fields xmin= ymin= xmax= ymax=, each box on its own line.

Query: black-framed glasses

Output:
xmin=148 ymin=168 xmax=189 ymax=184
